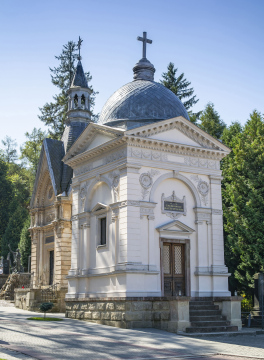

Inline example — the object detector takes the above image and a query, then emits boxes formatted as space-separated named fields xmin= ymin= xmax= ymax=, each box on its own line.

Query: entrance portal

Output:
xmin=163 ymin=243 xmax=185 ymax=296
xmin=49 ymin=250 xmax=54 ymax=285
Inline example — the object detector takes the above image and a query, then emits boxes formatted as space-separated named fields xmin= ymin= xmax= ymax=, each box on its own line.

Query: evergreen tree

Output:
xmin=1 ymin=205 xmax=28 ymax=259
xmin=1 ymin=136 xmax=18 ymax=163
xmin=199 ymin=102 xmax=226 ymax=139
xmin=39 ymin=41 xmax=97 ymax=139
xmin=20 ymin=128 xmax=46 ymax=179
xmin=161 ymin=62 xmax=198 ymax=110
xmin=0 ymin=159 xmax=13 ymax=252
xmin=19 ymin=216 xmax=31 ymax=269
xmin=221 ymin=111 xmax=264 ymax=294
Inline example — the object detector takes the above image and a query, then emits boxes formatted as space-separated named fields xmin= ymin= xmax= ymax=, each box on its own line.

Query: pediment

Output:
xmin=63 ymin=123 xmax=124 ymax=162
xmin=91 ymin=202 xmax=108 ymax=213
xmin=156 ymin=220 xmax=195 ymax=236
xmin=125 ymin=116 xmax=230 ymax=152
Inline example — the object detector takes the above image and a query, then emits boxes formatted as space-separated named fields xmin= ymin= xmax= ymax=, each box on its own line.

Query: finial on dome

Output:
xmin=133 ymin=32 xmax=155 ymax=81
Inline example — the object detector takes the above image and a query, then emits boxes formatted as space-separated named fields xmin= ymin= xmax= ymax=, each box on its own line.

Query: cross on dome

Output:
xmin=77 ymin=36 xmax=83 ymax=60
xmin=137 ymin=32 xmax=152 ymax=59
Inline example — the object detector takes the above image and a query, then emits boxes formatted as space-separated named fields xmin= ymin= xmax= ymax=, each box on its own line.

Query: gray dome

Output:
xmin=99 ymin=80 xmax=190 ymax=130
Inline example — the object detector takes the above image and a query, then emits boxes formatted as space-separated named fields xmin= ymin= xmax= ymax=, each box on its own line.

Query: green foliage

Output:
xmin=161 ymin=62 xmax=199 ymax=110
xmin=39 ymin=40 xmax=97 ymax=139
xmin=39 ymin=302 xmax=54 ymax=318
xmin=0 ymin=136 xmax=17 ymax=163
xmin=27 ymin=317 xmax=63 ymax=321
xmin=1 ymin=205 xmax=28 ymax=259
xmin=18 ymin=216 xmax=31 ymax=269
xmin=20 ymin=128 xmax=46 ymax=190
xmin=199 ymin=102 xmax=226 ymax=139
xmin=222 ymin=111 xmax=264 ymax=294
xmin=0 ymin=159 xmax=13 ymax=251
xmin=241 ymin=295 xmax=253 ymax=312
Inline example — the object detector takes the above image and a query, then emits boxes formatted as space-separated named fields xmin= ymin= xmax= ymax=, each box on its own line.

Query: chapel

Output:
xmin=29 ymin=33 xmax=241 ymax=332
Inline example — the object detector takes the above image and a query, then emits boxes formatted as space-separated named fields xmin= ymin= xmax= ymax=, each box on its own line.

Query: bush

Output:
xmin=39 ymin=302 xmax=54 ymax=318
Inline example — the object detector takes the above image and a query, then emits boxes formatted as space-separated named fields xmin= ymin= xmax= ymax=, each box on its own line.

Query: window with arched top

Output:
xmin=74 ymin=94 xmax=78 ymax=108
xmin=81 ymin=94 xmax=85 ymax=109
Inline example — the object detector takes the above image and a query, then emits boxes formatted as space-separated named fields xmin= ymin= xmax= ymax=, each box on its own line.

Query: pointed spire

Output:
xmin=71 ymin=60 xmax=88 ymax=88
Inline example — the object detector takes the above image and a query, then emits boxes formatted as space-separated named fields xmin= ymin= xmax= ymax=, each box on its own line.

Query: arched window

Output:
xmin=74 ymin=94 xmax=78 ymax=108
xmin=81 ymin=94 xmax=85 ymax=108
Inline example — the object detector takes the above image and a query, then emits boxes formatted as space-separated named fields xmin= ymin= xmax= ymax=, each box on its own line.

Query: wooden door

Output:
xmin=163 ymin=243 xmax=185 ymax=296
xmin=49 ymin=250 xmax=54 ymax=285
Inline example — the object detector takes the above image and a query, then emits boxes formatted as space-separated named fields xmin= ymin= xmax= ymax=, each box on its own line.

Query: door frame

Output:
xmin=160 ymin=238 xmax=190 ymax=297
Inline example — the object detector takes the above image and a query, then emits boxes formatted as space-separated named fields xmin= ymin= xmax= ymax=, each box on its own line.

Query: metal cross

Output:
xmin=137 ymin=32 xmax=152 ymax=59
xmin=77 ymin=36 xmax=83 ymax=60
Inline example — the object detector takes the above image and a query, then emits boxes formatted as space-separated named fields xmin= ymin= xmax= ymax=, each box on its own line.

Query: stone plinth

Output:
xmin=65 ymin=297 xmax=190 ymax=332
xmin=211 ymin=296 xmax=242 ymax=330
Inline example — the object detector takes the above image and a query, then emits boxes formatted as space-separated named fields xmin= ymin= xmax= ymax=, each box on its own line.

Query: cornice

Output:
xmin=125 ymin=116 xmax=231 ymax=153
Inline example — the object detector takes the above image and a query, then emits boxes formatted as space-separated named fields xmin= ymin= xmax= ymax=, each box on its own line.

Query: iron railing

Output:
xmin=41 ymin=283 xmax=58 ymax=302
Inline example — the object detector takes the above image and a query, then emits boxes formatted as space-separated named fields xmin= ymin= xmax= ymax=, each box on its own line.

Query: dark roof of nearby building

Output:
xmin=71 ymin=60 xmax=88 ymax=88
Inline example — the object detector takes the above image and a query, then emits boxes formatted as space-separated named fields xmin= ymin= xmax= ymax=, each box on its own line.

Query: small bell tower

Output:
xmin=62 ymin=37 xmax=93 ymax=153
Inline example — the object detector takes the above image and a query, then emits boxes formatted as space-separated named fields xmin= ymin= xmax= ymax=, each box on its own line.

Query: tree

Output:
xmin=161 ymin=62 xmax=199 ymax=110
xmin=1 ymin=205 xmax=28 ymax=259
xmin=39 ymin=41 xmax=97 ymax=139
xmin=199 ymin=103 xmax=226 ymax=139
xmin=20 ymin=128 xmax=46 ymax=177
xmin=0 ymin=160 xmax=13 ymax=252
xmin=19 ymin=216 xmax=31 ymax=269
xmin=1 ymin=136 xmax=17 ymax=163
xmin=39 ymin=302 xmax=54 ymax=319
xmin=221 ymin=111 xmax=264 ymax=294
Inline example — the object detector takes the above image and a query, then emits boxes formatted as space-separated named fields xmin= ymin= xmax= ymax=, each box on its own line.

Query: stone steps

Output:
xmin=186 ymin=299 xmax=238 ymax=334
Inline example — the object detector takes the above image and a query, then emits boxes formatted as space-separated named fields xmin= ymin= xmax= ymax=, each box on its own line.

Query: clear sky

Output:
xmin=0 ymin=0 xmax=263 ymax=150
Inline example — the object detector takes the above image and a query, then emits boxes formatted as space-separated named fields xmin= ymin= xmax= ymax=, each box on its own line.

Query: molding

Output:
xmin=149 ymin=172 xmax=201 ymax=207
xmin=157 ymin=219 xmax=195 ymax=239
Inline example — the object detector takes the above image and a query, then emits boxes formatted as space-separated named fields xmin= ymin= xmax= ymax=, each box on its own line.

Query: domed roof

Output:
xmin=99 ymin=79 xmax=190 ymax=129
xmin=99 ymin=55 xmax=190 ymax=130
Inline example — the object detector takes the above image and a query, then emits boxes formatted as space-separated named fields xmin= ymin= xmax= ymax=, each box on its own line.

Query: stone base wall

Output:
xmin=65 ymin=297 xmax=190 ymax=333
xmin=14 ymin=287 xmax=67 ymax=313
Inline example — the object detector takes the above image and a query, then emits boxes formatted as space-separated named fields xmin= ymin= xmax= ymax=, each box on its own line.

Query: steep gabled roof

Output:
xmin=71 ymin=60 xmax=88 ymax=88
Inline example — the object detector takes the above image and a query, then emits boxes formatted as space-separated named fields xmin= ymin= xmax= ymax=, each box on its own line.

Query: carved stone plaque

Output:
xmin=162 ymin=191 xmax=186 ymax=219
xmin=164 ymin=201 xmax=184 ymax=212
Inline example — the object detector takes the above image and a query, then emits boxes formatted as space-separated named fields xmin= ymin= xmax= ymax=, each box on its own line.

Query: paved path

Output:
xmin=0 ymin=301 xmax=264 ymax=360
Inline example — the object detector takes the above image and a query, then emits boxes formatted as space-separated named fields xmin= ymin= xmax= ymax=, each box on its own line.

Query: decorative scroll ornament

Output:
xmin=161 ymin=191 xmax=186 ymax=219
xmin=80 ymin=182 xmax=89 ymax=212
xmin=139 ymin=169 xmax=160 ymax=200
xmin=191 ymin=175 xmax=209 ymax=205
xmin=109 ymin=171 xmax=120 ymax=201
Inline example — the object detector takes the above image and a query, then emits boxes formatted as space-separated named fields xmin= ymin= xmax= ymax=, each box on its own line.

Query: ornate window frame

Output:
xmin=91 ymin=203 xmax=109 ymax=250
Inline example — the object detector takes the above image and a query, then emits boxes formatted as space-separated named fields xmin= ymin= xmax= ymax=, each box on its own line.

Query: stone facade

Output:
xmin=65 ymin=297 xmax=190 ymax=332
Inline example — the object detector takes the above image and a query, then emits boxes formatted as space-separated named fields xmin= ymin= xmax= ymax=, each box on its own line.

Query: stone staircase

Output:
xmin=186 ymin=299 xmax=238 ymax=333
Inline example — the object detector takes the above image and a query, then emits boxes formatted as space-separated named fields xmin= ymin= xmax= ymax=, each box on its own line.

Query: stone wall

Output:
xmin=65 ymin=297 xmax=190 ymax=332
xmin=0 ymin=273 xmax=31 ymax=300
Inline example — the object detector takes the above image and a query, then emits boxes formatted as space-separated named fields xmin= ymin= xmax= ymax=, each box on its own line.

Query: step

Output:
xmin=190 ymin=309 xmax=222 ymax=316
xmin=189 ymin=301 xmax=214 ymax=306
xmin=186 ymin=325 xmax=238 ymax=333
xmin=189 ymin=305 xmax=219 ymax=311
xmin=190 ymin=315 xmax=226 ymax=322
xmin=191 ymin=320 xmax=230 ymax=327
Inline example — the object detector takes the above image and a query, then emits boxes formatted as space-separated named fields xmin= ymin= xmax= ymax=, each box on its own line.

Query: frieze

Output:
xmin=75 ymin=164 xmax=92 ymax=176
xmin=129 ymin=147 xmax=168 ymax=162
xmin=105 ymin=149 xmax=126 ymax=165
xmin=184 ymin=157 xmax=220 ymax=170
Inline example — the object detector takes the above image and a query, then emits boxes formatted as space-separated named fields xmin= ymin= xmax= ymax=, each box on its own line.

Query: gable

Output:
xmin=156 ymin=220 xmax=195 ymax=238
xmin=85 ymin=133 xmax=117 ymax=152
xmin=149 ymin=128 xmax=202 ymax=147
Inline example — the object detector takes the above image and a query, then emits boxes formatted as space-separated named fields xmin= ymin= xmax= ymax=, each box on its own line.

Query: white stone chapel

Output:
xmin=30 ymin=33 xmax=241 ymax=332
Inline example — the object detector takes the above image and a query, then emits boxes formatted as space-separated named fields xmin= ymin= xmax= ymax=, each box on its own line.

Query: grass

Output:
xmin=27 ymin=317 xmax=63 ymax=321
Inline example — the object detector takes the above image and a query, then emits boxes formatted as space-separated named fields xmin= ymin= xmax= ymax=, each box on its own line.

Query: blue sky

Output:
xmin=0 ymin=0 xmax=263 ymax=150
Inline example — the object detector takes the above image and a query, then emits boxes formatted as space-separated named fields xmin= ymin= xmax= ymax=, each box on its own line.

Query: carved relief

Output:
xmin=80 ymin=182 xmax=89 ymax=212
xmin=75 ymin=164 xmax=92 ymax=176
xmin=191 ymin=175 xmax=210 ymax=206
xmin=47 ymin=186 xmax=54 ymax=200
xmin=105 ymin=149 xmax=126 ymax=165
xmin=130 ymin=147 xmax=168 ymax=162
xmin=139 ymin=169 xmax=160 ymax=200
xmin=45 ymin=213 xmax=55 ymax=224
xmin=184 ymin=157 xmax=220 ymax=170
xmin=109 ymin=171 xmax=120 ymax=201
xmin=161 ymin=191 xmax=186 ymax=220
